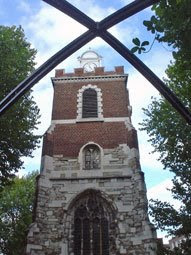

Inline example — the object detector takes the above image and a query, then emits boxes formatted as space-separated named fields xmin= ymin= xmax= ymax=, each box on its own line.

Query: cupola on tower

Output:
xmin=26 ymin=50 xmax=157 ymax=255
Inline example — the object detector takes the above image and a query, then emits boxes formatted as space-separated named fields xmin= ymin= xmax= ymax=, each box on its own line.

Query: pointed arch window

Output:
xmin=83 ymin=144 xmax=101 ymax=170
xmin=82 ymin=88 xmax=98 ymax=118
xmin=73 ymin=192 xmax=110 ymax=255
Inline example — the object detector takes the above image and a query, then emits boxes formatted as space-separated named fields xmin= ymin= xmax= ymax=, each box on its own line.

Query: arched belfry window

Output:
xmin=82 ymin=88 xmax=98 ymax=118
xmin=73 ymin=191 xmax=110 ymax=255
xmin=76 ymin=84 xmax=103 ymax=121
xmin=83 ymin=144 xmax=101 ymax=170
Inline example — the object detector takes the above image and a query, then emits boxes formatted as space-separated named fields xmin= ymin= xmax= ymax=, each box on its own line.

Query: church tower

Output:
xmin=26 ymin=50 xmax=157 ymax=255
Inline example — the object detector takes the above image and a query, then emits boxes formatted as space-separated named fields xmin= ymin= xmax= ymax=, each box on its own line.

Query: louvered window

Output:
xmin=82 ymin=89 xmax=98 ymax=118
xmin=74 ymin=194 xmax=110 ymax=255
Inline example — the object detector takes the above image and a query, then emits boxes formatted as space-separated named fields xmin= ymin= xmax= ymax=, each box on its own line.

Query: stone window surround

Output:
xmin=77 ymin=84 xmax=103 ymax=121
xmin=84 ymin=144 xmax=101 ymax=170
xmin=73 ymin=193 xmax=109 ymax=255
xmin=78 ymin=142 xmax=104 ymax=171
xmin=63 ymin=188 xmax=118 ymax=255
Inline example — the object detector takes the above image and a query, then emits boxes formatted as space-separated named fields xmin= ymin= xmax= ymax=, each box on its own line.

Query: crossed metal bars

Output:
xmin=0 ymin=0 xmax=191 ymax=124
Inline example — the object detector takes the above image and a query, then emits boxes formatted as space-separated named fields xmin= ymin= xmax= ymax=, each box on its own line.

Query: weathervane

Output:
xmin=0 ymin=0 xmax=190 ymax=124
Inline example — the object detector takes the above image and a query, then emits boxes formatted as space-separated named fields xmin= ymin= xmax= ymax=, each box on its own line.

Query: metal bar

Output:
xmin=43 ymin=0 xmax=159 ymax=33
xmin=43 ymin=0 xmax=96 ymax=30
xmin=0 ymin=0 xmax=160 ymax=116
xmin=1 ymin=0 xmax=190 ymax=125
xmin=0 ymin=30 xmax=95 ymax=116
xmin=101 ymin=31 xmax=191 ymax=124
xmin=100 ymin=0 xmax=159 ymax=30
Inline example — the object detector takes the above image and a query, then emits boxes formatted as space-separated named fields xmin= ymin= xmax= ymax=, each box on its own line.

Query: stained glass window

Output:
xmin=73 ymin=193 xmax=110 ymax=255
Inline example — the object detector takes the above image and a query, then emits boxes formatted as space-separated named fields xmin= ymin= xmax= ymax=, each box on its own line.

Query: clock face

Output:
xmin=83 ymin=62 xmax=97 ymax=72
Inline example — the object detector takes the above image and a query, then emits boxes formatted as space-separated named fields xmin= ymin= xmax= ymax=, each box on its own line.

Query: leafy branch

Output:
xmin=131 ymin=15 xmax=164 ymax=54
xmin=131 ymin=38 xmax=149 ymax=54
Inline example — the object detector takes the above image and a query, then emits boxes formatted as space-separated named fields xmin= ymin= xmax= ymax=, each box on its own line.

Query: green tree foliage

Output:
xmin=132 ymin=0 xmax=191 ymax=56
xmin=138 ymin=0 xmax=191 ymax=253
xmin=141 ymin=60 xmax=191 ymax=173
xmin=145 ymin=0 xmax=191 ymax=59
xmin=0 ymin=26 xmax=40 ymax=188
xmin=0 ymin=171 xmax=38 ymax=255
xmin=142 ymin=61 xmax=191 ymax=254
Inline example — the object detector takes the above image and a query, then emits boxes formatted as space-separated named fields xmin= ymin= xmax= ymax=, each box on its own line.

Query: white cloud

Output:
xmin=140 ymin=143 xmax=162 ymax=170
xmin=127 ymin=72 xmax=160 ymax=128
xmin=66 ymin=0 xmax=115 ymax=21
xmin=32 ymin=79 xmax=53 ymax=135
xmin=148 ymin=179 xmax=181 ymax=243
xmin=125 ymin=43 xmax=172 ymax=131
xmin=144 ymin=49 xmax=173 ymax=77
xmin=20 ymin=0 xmax=144 ymax=70
xmin=148 ymin=179 xmax=181 ymax=209
xmin=19 ymin=0 xmax=125 ymax=71
xmin=109 ymin=22 xmax=140 ymax=47
xmin=22 ymin=5 xmax=86 ymax=67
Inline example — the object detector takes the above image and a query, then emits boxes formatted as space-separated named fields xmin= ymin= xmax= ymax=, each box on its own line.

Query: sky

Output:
xmin=0 ymin=0 xmax=177 ymax=242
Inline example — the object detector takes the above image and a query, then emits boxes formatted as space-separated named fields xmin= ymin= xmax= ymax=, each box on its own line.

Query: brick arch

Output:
xmin=77 ymin=84 xmax=103 ymax=121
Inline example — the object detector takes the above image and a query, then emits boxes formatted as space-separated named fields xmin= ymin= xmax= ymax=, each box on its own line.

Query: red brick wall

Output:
xmin=52 ymin=79 xmax=130 ymax=120
xmin=42 ymin=122 xmax=138 ymax=157
xmin=42 ymin=67 xmax=136 ymax=158
xmin=51 ymin=67 xmax=130 ymax=120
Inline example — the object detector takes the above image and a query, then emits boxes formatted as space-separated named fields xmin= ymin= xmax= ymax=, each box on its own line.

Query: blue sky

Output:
xmin=1 ymin=0 xmax=176 ymax=241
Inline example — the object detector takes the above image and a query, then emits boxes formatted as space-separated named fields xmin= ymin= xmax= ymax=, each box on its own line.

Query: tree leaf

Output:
xmin=132 ymin=37 xmax=140 ymax=46
xmin=155 ymin=24 xmax=164 ymax=32
xmin=131 ymin=46 xmax=139 ymax=53
xmin=140 ymin=47 xmax=146 ymax=52
xmin=151 ymin=15 xmax=158 ymax=23
xmin=151 ymin=28 xmax=156 ymax=34
xmin=141 ymin=41 xmax=149 ymax=46
xmin=138 ymin=48 xmax=142 ymax=54
xmin=143 ymin=20 xmax=153 ymax=32
xmin=143 ymin=20 xmax=151 ymax=27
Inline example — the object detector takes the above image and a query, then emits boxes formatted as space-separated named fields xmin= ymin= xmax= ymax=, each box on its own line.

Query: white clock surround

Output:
xmin=78 ymin=49 xmax=102 ymax=72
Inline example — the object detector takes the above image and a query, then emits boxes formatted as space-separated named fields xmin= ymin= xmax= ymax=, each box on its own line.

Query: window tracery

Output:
xmin=73 ymin=192 xmax=110 ymax=255
xmin=83 ymin=144 xmax=101 ymax=170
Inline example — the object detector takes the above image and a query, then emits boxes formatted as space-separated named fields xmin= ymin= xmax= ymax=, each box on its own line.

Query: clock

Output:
xmin=83 ymin=62 xmax=97 ymax=72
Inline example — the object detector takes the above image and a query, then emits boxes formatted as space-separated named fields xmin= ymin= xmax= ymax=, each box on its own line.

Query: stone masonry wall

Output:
xmin=26 ymin=67 xmax=157 ymax=254
xmin=27 ymin=143 xmax=157 ymax=255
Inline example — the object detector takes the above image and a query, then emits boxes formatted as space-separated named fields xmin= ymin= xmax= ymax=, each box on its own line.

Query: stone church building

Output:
xmin=26 ymin=50 xmax=157 ymax=255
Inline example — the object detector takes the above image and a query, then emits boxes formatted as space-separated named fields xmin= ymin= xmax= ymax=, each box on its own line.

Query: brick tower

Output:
xmin=26 ymin=50 xmax=157 ymax=255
